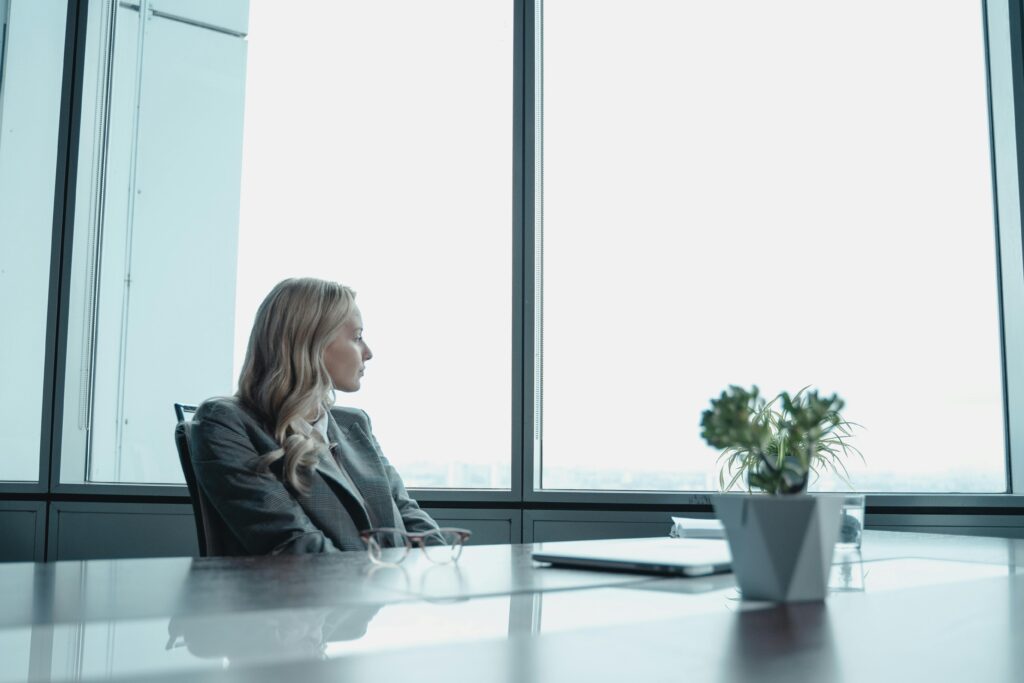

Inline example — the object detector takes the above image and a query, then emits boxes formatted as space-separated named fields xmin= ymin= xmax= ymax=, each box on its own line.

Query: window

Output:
xmin=60 ymin=0 xmax=247 ymax=485
xmin=234 ymin=0 xmax=513 ymax=489
xmin=59 ymin=0 xmax=513 ymax=489
xmin=40 ymin=0 xmax=1022 ymax=500
xmin=0 ymin=0 xmax=67 ymax=483
xmin=537 ymin=0 xmax=1006 ymax=493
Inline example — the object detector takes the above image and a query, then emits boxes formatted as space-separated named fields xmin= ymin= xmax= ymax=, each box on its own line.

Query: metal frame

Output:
xmin=0 ymin=0 xmax=9 ymax=103
xmin=522 ymin=0 xmax=541 ymax=501
xmin=518 ymin=0 xmax=1024 ymax=511
xmin=9 ymin=0 xmax=1024 ymax=529
xmin=50 ymin=0 xmax=91 ymax=491
xmin=46 ymin=0 xmax=101 ymax=496
xmin=990 ymin=0 xmax=1024 ymax=495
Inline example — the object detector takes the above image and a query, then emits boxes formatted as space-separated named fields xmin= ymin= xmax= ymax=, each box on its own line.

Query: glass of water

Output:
xmin=835 ymin=494 xmax=865 ymax=550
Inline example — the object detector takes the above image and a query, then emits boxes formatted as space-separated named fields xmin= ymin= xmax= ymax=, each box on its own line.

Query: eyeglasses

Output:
xmin=360 ymin=527 xmax=472 ymax=565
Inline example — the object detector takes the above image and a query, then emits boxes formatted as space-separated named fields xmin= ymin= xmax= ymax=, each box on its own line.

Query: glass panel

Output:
xmin=539 ymin=0 xmax=1005 ymax=492
xmin=0 ymin=0 xmax=67 ymax=482
xmin=61 ymin=0 xmax=512 ymax=489
xmin=233 ymin=0 xmax=513 ymax=488
xmin=60 ymin=0 xmax=247 ymax=484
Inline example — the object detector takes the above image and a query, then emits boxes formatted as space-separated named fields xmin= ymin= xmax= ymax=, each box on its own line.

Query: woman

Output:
xmin=190 ymin=278 xmax=438 ymax=555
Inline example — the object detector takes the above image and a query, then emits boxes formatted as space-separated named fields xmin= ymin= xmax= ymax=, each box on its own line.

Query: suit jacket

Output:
xmin=189 ymin=397 xmax=438 ymax=555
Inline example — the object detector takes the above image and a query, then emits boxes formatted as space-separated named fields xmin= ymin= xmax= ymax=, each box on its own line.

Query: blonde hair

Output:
xmin=237 ymin=278 xmax=357 ymax=492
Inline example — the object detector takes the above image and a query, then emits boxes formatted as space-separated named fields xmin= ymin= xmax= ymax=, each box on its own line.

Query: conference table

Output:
xmin=2 ymin=530 xmax=1023 ymax=682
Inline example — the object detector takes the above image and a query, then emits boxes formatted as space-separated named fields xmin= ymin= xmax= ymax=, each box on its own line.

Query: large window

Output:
xmin=537 ymin=0 xmax=1006 ymax=493
xmin=60 ymin=0 xmax=247 ymax=485
xmin=0 ymin=0 xmax=67 ymax=483
xmin=233 ymin=1 xmax=513 ymax=489
xmin=58 ymin=0 xmax=513 ymax=489
xmin=27 ymin=0 xmax=1021 ymax=500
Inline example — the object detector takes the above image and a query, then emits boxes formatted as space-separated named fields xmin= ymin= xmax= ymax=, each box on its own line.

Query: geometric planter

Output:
xmin=711 ymin=493 xmax=844 ymax=602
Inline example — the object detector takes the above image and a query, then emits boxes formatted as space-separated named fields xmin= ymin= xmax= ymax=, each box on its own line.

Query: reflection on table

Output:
xmin=1 ymin=530 xmax=1023 ymax=682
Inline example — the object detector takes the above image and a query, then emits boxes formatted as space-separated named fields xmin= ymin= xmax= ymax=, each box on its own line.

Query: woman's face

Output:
xmin=323 ymin=306 xmax=373 ymax=392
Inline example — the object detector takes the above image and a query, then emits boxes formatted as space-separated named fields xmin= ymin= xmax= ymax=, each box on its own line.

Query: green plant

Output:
xmin=700 ymin=385 xmax=863 ymax=495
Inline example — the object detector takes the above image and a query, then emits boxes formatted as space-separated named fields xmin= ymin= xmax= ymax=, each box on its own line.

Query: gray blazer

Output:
xmin=190 ymin=397 xmax=438 ymax=555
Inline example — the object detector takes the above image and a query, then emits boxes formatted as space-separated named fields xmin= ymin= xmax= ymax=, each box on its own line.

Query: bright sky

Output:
xmin=542 ymin=0 xmax=1004 ymax=490
xmin=235 ymin=0 xmax=1005 ymax=491
xmin=235 ymin=1 xmax=513 ymax=483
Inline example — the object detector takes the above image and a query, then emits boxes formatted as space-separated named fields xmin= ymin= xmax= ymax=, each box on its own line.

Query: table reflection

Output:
xmin=6 ymin=533 xmax=1020 ymax=683
xmin=721 ymin=603 xmax=840 ymax=682
xmin=830 ymin=550 xmax=866 ymax=592
xmin=362 ymin=562 xmax=469 ymax=602
xmin=166 ymin=603 xmax=384 ymax=665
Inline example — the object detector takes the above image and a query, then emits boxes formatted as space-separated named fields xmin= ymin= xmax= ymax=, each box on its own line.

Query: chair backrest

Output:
xmin=174 ymin=403 xmax=195 ymax=423
xmin=174 ymin=403 xmax=248 ymax=557
xmin=174 ymin=404 xmax=208 ymax=556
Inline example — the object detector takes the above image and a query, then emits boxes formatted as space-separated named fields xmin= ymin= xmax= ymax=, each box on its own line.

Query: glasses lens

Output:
xmin=365 ymin=529 xmax=409 ymax=564
xmin=421 ymin=529 xmax=465 ymax=564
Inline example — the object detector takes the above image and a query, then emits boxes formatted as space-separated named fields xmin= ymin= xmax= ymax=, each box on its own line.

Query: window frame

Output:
xmin=521 ymin=0 xmax=1024 ymax=510
xmin=989 ymin=0 xmax=1024 ymax=496
xmin=8 ymin=0 xmax=1024 ymax=521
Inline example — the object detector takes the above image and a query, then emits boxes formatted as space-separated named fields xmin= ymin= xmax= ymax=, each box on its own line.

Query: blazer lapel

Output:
xmin=327 ymin=411 xmax=400 ymax=531
xmin=313 ymin=416 xmax=372 ymax=527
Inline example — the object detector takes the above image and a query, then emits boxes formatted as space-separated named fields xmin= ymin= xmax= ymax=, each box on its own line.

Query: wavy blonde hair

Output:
xmin=237 ymin=278 xmax=357 ymax=492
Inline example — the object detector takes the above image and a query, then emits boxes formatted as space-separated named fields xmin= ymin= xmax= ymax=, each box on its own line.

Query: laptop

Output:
xmin=531 ymin=536 xmax=733 ymax=577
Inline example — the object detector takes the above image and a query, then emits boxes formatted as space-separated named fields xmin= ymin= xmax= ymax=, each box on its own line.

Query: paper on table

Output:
xmin=669 ymin=516 xmax=725 ymax=539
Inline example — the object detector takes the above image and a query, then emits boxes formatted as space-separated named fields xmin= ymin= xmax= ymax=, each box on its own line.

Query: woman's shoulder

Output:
xmin=195 ymin=396 xmax=261 ymax=427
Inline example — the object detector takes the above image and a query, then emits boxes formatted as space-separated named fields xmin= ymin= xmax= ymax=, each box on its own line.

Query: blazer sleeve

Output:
xmin=361 ymin=410 xmax=439 ymax=534
xmin=190 ymin=401 xmax=342 ymax=555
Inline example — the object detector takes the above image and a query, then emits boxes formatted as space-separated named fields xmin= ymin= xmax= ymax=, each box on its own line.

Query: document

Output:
xmin=669 ymin=516 xmax=725 ymax=539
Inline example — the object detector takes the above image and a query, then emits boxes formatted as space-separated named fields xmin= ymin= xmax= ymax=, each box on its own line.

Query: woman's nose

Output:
xmin=364 ymin=344 xmax=373 ymax=361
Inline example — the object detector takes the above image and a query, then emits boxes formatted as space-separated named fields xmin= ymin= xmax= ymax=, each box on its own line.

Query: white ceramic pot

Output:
xmin=711 ymin=493 xmax=844 ymax=602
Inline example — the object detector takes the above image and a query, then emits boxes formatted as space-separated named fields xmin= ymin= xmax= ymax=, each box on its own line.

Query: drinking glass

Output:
xmin=836 ymin=494 xmax=865 ymax=550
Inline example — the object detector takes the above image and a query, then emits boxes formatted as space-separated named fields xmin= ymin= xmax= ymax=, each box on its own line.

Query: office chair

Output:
xmin=174 ymin=404 xmax=208 ymax=555
xmin=174 ymin=403 xmax=242 ymax=557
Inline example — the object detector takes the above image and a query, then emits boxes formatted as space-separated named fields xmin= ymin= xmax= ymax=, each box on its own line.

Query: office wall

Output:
xmin=0 ymin=502 xmax=46 ymax=562
xmin=524 ymin=509 xmax=681 ymax=543
xmin=4 ymin=501 xmax=1024 ymax=562
xmin=7 ymin=504 xmax=521 ymax=561
xmin=46 ymin=502 xmax=199 ymax=560
xmin=425 ymin=508 xmax=522 ymax=547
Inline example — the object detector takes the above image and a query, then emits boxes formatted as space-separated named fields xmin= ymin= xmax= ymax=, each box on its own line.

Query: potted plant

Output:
xmin=700 ymin=385 xmax=862 ymax=602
